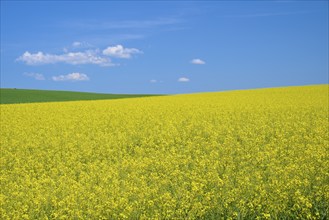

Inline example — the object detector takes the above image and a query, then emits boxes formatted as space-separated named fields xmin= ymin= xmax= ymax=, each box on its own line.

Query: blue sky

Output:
xmin=1 ymin=1 xmax=328 ymax=94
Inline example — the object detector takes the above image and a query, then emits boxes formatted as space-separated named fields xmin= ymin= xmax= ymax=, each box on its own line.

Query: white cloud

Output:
xmin=72 ymin=41 xmax=82 ymax=47
xmin=178 ymin=77 xmax=190 ymax=82
xmin=71 ymin=41 xmax=94 ymax=49
xmin=23 ymin=72 xmax=45 ymax=80
xmin=191 ymin=58 xmax=205 ymax=65
xmin=103 ymin=45 xmax=142 ymax=58
xmin=52 ymin=73 xmax=89 ymax=82
xmin=17 ymin=45 xmax=141 ymax=66
xmin=17 ymin=51 xmax=114 ymax=66
xmin=150 ymin=79 xmax=157 ymax=83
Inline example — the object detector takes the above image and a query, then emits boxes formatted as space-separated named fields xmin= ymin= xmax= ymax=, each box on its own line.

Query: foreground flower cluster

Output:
xmin=1 ymin=85 xmax=328 ymax=219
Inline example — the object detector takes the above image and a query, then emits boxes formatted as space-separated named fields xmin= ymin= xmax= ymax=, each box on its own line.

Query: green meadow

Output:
xmin=0 ymin=89 xmax=160 ymax=104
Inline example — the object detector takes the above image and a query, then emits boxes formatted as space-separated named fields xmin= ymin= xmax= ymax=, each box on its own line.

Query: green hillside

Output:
xmin=0 ymin=88 xmax=160 ymax=104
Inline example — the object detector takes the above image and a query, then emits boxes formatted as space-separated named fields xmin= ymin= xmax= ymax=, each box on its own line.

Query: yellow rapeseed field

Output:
xmin=1 ymin=85 xmax=328 ymax=219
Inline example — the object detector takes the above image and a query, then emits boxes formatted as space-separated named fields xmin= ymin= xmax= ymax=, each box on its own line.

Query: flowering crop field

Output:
xmin=1 ymin=85 xmax=328 ymax=219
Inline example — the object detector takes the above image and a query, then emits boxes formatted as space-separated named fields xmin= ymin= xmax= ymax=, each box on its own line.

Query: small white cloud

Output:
xmin=52 ymin=72 xmax=89 ymax=82
xmin=191 ymin=58 xmax=205 ymax=65
xmin=23 ymin=72 xmax=45 ymax=80
xmin=72 ymin=41 xmax=93 ymax=48
xmin=103 ymin=45 xmax=142 ymax=58
xmin=17 ymin=51 xmax=114 ymax=66
xmin=150 ymin=79 xmax=157 ymax=83
xmin=178 ymin=77 xmax=190 ymax=82
xmin=72 ymin=41 xmax=82 ymax=47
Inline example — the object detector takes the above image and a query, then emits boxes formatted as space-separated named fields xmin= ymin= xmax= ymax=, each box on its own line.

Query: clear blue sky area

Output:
xmin=1 ymin=1 xmax=328 ymax=94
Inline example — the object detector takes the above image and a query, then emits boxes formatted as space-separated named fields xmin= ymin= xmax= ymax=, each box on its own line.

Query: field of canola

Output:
xmin=1 ymin=85 xmax=328 ymax=219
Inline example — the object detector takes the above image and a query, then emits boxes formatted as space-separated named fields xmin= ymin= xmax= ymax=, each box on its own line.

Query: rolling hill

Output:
xmin=1 ymin=84 xmax=328 ymax=219
xmin=0 ymin=88 xmax=161 ymax=104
